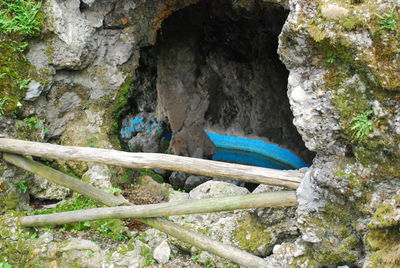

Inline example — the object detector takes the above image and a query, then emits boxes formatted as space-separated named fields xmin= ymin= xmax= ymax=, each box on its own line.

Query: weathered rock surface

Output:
xmin=29 ymin=174 xmax=71 ymax=200
xmin=167 ymin=181 xmax=297 ymax=267
xmin=153 ymin=240 xmax=171 ymax=264
xmin=1 ymin=0 xmax=399 ymax=267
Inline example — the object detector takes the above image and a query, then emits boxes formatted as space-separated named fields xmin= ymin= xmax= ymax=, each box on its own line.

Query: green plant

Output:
xmin=139 ymin=169 xmax=164 ymax=184
xmin=350 ymin=109 xmax=374 ymax=142
xmin=18 ymin=78 xmax=31 ymax=90
xmin=35 ymin=195 xmax=128 ymax=241
xmin=0 ymin=0 xmax=43 ymax=35
xmin=9 ymin=40 xmax=28 ymax=52
xmin=326 ymin=53 xmax=336 ymax=64
xmin=376 ymin=7 xmax=398 ymax=32
xmin=0 ymin=98 xmax=6 ymax=115
xmin=23 ymin=116 xmax=42 ymax=130
xmin=140 ymin=246 xmax=155 ymax=268
xmin=108 ymin=187 xmax=122 ymax=195
xmin=191 ymin=255 xmax=214 ymax=267
xmin=13 ymin=179 xmax=29 ymax=193
xmin=191 ymin=255 xmax=200 ymax=261
xmin=87 ymin=135 xmax=96 ymax=147
xmin=0 ymin=262 xmax=13 ymax=268
xmin=82 ymin=101 xmax=90 ymax=110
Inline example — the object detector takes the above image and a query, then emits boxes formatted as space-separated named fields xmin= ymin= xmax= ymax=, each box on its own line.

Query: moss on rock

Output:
xmin=0 ymin=0 xmax=46 ymax=116
xmin=0 ymin=211 xmax=44 ymax=267
xmin=234 ymin=214 xmax=272 ymax=254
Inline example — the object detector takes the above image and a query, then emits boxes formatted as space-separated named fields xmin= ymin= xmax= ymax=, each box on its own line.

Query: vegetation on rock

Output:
xmin=0 ymin=0 xmax=45 ymax=116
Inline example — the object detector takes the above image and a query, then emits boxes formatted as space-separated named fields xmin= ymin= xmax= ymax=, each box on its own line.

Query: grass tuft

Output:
xmin=0 ymin=0 xmax=42 ymax=36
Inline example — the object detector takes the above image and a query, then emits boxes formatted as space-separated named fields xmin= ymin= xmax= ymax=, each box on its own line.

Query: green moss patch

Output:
xmin=0 ymin=211 xmax=43 ymax=267
xmin=0 ymin=0 xmax=45 ymax=116
xmin=234 ymin=215 xmax=271 ymax=254
xmin=35 ymin=194 xmax=129 ymax=241
xmin=365 ymin=228 xmax=400 ymax=268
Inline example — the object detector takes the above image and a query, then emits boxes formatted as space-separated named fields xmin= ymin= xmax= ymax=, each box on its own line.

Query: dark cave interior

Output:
xmin=120 ymin=0 xmax=315 ymax=166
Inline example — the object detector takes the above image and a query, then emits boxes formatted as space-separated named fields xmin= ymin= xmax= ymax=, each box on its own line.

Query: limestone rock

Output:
xmin=46 ymin=0 xmax=97 ymax=70
xmin=321 ymin=4 xmax=349 ymax=20
xmin=153 ymin=240 xmax=171 ymax=264
xmin=108 ymin=239 xmax=148 ymax=268
xmin=58 ymin=239 xmax=102 ymax=267
xmin=24 ymin=81 xmax=44 ymax=101
xmin=0 ymin=178 xmax=19 ymax=211
xmin=82 ymin=164 xmax=112 ymax=190
xmin=189 ymin=181 xmax=249 ymax=199
xmin=168 ymin=181 xmax=285 ymax=264
xmin=29 ymin=174 xmax=70 ymax=200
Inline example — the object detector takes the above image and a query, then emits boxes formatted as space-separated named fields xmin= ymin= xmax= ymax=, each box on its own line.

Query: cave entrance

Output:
xmin=120 ymin=0 xmax=314 ymax=184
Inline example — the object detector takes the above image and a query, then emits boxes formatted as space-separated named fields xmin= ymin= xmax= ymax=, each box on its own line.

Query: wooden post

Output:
xmin=0 ymin=138 xmax=304 ymax=189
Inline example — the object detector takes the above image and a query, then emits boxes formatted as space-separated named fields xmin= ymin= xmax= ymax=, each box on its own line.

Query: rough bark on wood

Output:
xmin=19 ymin=191 xmax=296 ymax=227
xmin=0 ymin=138 xmax=305 ymax=189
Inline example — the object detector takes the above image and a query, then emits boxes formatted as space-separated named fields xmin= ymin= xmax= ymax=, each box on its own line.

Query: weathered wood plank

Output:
xmin=0 ymin=138 xmax=305 ymax=189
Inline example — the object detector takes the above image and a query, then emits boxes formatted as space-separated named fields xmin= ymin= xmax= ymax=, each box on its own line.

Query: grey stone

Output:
xmin=153 ymin=168 xmax=168 ymax=176
xmin=108 ymin=240 xmax=148 ymax=267
xmin=168 ymin=190 xmax=189 ymax=202
xmin=29 ymin=174 xmax=71 ymax=200
xmin=46 ymin=0 xmax=97 ymax=70
xmin=169 ymin=171 xmax=189 ymax=190
xmin=24 ymin=80 xmax=43 ymax=101
xmin=59 ymin=238 xmax=102 ymax=267
xmin=189 ymin=181 xmax=249 ymax=200
xmin=321 ymin=4 xmax=349 ymax=19
xmin=82 ymin=0 xmax=96 ymax=6
xmin=184 ymin=175 xmax=211 ymax=192
xmin=153 ymin=240 xmax=170 ymax=264
xmin=82 ymin=164 xmax=112 ymax=190
xmin=296 ymin=170 xmax=326 ymax=213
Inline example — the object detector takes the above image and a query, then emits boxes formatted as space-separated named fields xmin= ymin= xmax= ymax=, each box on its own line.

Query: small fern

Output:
xmin=350 ymin=109 xmax=374 ymax=142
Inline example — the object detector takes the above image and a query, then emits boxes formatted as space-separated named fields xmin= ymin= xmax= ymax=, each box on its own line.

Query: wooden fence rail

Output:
xmin=19 ymin=191 xmax=296 ymax=227
xmin=2 ymin=153 xmax=270 ymax=268
xmin=0 ymin=138 xmax=305 ymax=189
xmin=0 ymin=137 xmax=304 ymax=268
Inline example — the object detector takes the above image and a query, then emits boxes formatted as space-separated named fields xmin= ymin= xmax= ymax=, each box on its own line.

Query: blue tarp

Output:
xmin=121 ymin=115 xmax=309 ymax=170
xmin=206 ymin=132 xmax=308 ymax=170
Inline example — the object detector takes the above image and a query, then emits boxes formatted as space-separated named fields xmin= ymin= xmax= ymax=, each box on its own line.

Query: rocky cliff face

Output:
xmin=0 ymin=0 xmax=399 ymax=267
